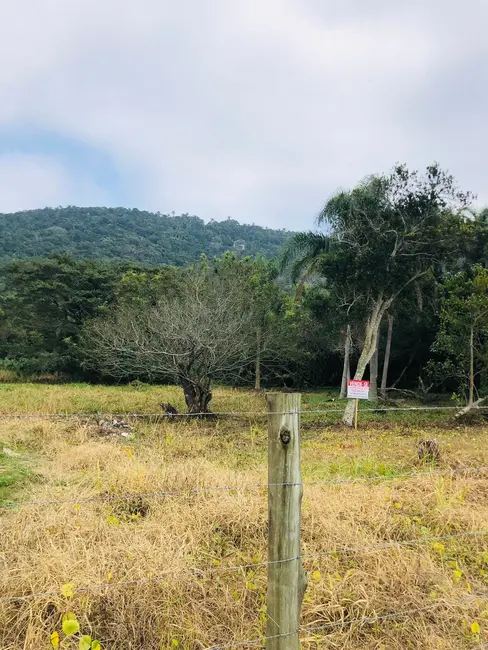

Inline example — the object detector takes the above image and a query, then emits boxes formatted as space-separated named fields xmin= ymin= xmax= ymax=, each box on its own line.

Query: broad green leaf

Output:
xmin=91 ymin=641 xmax=101 ymax=650
xmin=62 ymin=613 xmax=80 ymax=636
xmin=79 ymin=636 xmax=92 ymax=650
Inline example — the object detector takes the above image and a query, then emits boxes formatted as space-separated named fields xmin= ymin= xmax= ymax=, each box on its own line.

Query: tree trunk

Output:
xmin=369 ymin=329 xmax=380 ymax=401
xmin=343 ymin=298 xmax=391 ymax=426
xmin=340 ymin=324 xmax=352 ymax=399
xmin=255 ymin=326 xmax=262 ymax=391
xmin=415 ymin=282 xmax=424 ymax=312
xmin=469 ymin=322 xmax=474 ymax=406
xmin=380 ymin=314 xmax=394 ymax=399
xmin=180 ymin=377 xmax=213 ymax=415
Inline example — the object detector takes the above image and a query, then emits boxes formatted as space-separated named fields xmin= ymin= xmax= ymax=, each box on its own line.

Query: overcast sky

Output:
xmin=0 ymin=0 xmax=486 ymax=230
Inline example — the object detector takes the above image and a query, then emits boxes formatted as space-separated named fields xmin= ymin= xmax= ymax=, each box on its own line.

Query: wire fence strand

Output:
xmin=203 ymin=597 xmax=485 ymax=650
xmin=1 ymin=404 xmax=487 ymax=420
xmin=2 ymin=529 xmax=487 ymax=603
xmin=2 ymin=465 xmax=487 ymax=510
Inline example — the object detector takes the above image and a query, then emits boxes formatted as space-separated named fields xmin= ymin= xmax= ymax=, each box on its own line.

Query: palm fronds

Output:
xmin=279 ymin=232 xmax=331 ymax=281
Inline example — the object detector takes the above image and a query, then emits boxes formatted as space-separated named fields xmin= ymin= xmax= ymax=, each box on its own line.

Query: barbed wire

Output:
xmin=0 ymin=405 xmax=487 ymax=420
xmin=2 ymin=529 xmax=486 ymax=603
xmin=203 ymin=597 xmax=485 ymax=650
xmin=1 ymin=465 xmax=487 ymax=510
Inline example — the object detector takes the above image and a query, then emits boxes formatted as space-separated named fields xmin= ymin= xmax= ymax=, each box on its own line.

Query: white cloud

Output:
xmin=0 ymin=0 xmax=486 ymax=227
xmin=0 ymin=153 xmax=108 ymax=213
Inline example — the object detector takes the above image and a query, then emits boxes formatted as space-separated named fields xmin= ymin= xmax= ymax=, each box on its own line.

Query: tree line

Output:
xmin=0 ymin=163 xmax=487 ymax=423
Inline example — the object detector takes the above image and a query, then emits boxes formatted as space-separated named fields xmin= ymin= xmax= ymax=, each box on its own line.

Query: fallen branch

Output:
xmin=455 ymin=397 xmax=488 ymax=419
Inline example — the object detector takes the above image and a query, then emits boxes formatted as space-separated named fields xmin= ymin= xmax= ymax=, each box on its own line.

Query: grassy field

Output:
xmin=1 ymin=384 xmax=488 ymax=649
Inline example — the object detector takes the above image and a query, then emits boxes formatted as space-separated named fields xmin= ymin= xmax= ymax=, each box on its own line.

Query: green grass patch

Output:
xmin=0 ymin=446 xmax=34 ymax=505
xmin=302 ymin=454 xmax=405 ymax=481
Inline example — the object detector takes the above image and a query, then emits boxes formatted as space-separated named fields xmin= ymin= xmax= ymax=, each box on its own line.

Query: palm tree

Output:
xmin=280 ymin=232 xmax=332 ymax=298
xmin=280 ymin=229 xmax=358 ymax=398
xmin=281 ymin=181 xmax=392 ymax=420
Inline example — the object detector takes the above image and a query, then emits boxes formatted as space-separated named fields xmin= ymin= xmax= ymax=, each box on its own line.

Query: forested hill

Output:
xmin=0 ymin=207 xmax=293 ymax=265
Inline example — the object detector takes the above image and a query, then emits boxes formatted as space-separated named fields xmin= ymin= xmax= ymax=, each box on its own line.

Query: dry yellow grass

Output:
xmin=1 ymin=387 xmax=488 ymax=649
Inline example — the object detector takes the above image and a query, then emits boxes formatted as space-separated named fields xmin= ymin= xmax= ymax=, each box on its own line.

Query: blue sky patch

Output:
xmin=0 ymin=125 xmax=131 ymax=206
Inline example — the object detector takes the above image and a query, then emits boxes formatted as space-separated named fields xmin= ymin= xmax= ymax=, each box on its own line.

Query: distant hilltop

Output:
xmin=0 ymin=206 xmax=294 ymax=266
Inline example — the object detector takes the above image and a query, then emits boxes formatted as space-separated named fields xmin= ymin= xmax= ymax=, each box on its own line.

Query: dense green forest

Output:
xmin=0 ymin=207 xmax=292 ymax=265
xmin=1 ymin=164 xmax=487 ymax=422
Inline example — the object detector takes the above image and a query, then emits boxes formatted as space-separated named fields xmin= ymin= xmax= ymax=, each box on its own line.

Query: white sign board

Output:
xmin=347 ymin=380 xmax=370 ymax=399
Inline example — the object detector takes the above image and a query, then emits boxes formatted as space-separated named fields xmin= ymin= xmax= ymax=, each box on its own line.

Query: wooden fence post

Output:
xmin=266 ymin=392 xmax=307 ymax=650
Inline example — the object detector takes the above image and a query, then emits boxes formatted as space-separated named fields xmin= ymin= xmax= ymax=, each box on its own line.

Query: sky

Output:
xmin=0 ymin=0 xmax=486 ymax=230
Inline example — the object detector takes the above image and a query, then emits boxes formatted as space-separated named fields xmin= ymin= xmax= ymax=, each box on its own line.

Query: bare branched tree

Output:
xmin=82 ymin=267 xmax=254 ymax=414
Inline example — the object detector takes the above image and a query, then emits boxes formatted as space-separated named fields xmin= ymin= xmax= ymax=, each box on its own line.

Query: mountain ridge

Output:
xmin=0 ymin=206 xmax=293 ymax=266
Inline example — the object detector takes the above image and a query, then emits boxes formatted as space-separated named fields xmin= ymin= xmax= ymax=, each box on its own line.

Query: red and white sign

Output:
xmin=347 ymin=380 xmax=370 ymax=399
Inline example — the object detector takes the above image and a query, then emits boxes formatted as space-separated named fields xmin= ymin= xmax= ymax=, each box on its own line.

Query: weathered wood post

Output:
xmin=266 ymin=392 xmax=307 ymax=650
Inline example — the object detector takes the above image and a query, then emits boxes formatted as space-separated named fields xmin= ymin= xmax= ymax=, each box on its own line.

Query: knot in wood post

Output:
xmin=280 ymin=428 xmax=291 ymax=445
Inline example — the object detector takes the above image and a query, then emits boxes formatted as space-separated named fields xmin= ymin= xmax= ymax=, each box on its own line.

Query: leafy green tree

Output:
xmin=282 ymin=164 xmax=471 ymax=424
xmin=426 ymin=265 xmax=488 ymax=405
xmin=0 ymin=254 xmax=121 ymax=376
xmin=113 ymin=266 xmax=183 ymax=306
xmin=210 ymin=254 xmax=304 ymax=389
xmin=463 ymin=207 xmax=488 ymax=268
